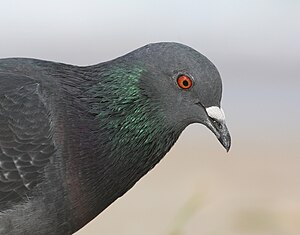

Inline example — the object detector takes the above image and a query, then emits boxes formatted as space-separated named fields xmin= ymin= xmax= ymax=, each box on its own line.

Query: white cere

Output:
xmin=206 ymin=106 xmax=226 ymax=122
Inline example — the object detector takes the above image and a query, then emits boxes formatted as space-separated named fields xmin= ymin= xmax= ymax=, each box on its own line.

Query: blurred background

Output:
xmin=1 ymin=1 xmax=299 ymax=234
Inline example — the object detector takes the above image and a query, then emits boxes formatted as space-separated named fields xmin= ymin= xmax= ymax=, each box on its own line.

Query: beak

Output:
xmin=205 ymin=106 xmax=231 ymax=152
xmin=207 ymin=119 xmax=231 ymax=152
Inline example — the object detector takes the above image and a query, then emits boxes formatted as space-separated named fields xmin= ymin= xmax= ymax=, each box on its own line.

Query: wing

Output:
xmin=0 ymin=75 xmax=56 ymax=211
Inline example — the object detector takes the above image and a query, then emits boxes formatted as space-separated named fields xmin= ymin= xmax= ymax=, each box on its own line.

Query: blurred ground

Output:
xmin=76 ymin=123 xmax=300 ymax=235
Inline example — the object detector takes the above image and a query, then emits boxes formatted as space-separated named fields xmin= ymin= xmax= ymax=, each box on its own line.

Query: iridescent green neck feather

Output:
xmin=87 ymin=65 xmax=177 ymax=156
xmin=69 ymin=63 xmax=182 ymax=229
xmin=98 ymin=67 xmax=161 ymax=143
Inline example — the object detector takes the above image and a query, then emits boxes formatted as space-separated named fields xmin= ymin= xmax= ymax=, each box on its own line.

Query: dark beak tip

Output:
xmin=219 ymin=133 xmax=231 ymax=153
xmin=221 ymin=141 xmax=231 ymax=153
xmin=205 ymin=118 xmax=231 ymax=153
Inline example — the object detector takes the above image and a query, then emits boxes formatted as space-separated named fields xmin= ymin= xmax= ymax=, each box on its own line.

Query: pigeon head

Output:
xmin=121 ymin=42 xmax=231 ymax=151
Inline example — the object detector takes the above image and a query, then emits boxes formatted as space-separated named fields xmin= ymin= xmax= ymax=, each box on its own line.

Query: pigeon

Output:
xmin=0 ymin=42 xmax=231 ymax=234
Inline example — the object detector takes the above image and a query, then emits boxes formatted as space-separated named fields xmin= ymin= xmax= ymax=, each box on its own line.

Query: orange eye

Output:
xmin=177 ymin=75 xmax=193 ymax=89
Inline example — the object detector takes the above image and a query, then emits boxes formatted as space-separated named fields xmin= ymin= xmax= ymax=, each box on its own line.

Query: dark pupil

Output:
xmin=182 ymin=80 xmax=189 ymax=87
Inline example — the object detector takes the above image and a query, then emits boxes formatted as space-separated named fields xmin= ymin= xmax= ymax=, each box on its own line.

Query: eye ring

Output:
xmin=177 ymin=75 xmax=193 ymax=90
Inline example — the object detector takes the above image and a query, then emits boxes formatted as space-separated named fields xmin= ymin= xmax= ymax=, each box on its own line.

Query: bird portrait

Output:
xmin=0 ymin=42 xmax=230 ymax=234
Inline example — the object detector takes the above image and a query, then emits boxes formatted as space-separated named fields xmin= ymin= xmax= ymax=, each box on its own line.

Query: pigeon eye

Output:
xmin=177 ymin=75 xmax=193 ymax=90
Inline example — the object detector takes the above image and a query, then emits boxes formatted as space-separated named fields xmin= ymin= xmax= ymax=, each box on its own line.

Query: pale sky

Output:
xmin=0 ymin=0 xmax=299 ymax=138
xmin=0 ymin=0 xmax=299 ymax=64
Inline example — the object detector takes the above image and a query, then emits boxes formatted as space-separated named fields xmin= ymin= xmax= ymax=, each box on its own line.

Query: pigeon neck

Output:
xmin=64 ymin=63 xmax=183 ymax=231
